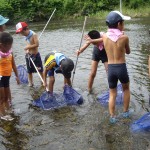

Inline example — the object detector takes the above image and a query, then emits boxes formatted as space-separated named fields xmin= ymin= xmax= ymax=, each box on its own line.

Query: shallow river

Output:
xmin=0 ymin=16 xmax=150 ymax=150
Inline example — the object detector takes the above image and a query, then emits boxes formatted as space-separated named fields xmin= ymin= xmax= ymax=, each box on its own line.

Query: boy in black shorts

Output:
xmin=103 ymin=11 xmax=131 ymax=123
xmin=16 ymin=22 xmax=43 ymax=87
xmin=76 ymin=30 xmax=108 ymax=93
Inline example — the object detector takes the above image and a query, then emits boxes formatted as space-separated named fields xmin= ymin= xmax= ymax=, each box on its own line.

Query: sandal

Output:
xmin=1 ymin=115 xmax=14 ymax=121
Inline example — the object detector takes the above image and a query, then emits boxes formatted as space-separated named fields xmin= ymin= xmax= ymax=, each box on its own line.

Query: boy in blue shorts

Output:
xmin=76 ymin=30 xmax=108 ymax=93
xmin=102 ymin=11 xmax=131 ymax=123
xmin=43 ymin=52 xmax=74 ymax=93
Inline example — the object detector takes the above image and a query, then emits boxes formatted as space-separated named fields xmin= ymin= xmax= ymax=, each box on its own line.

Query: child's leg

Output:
xmin=122 ymin=82 xmax=130 ymax=112
xmin=88 ymin=60 xmax=98 ymax=93
xmin=109 ymin=88 xmax=117 ymax=117
xmin=39 ymin=72 xmax=44 ymax=85
xmin=4 ymin=87 xmax=10 ymax=110
xmin=28 ymin=73 xmax=33 ymax=86
xmin=8 ymin=87 xmax=12 ymax=103
xmin=48 ymin=76 xmax=55 ymax=93
xmin=104 ymin=62 xmax=108 ymax=74
xmin=0 ymin=87 xmax=6 ymax=116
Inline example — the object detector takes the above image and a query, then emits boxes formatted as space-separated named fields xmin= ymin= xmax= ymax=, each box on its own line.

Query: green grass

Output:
xmin=90 ymin=5 xmax=150 ymax=19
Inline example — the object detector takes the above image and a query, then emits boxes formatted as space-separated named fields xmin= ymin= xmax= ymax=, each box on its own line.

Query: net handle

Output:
xmin=71 ymin=16 xmax=88 ymax=85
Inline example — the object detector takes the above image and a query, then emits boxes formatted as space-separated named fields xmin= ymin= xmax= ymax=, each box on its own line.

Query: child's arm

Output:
xmin=43 ymin=68 xmax=49 ymax=89
xmin=24 ymin=34 xmax=39 ymax=50
xmin=125 ymin=36 xmax=130 ymax=54
xmin=12 ymin=54 xmax=20 ymax=84
xmin=76 ymin=42 xmax=90 ymax=56
xmin=84 ymin=34 xmax=103 ymax=45
xmin=64 ymin=78 xmax=72 ymax=86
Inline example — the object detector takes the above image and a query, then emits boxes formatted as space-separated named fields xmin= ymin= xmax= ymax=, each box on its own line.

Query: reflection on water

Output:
xmin=0 ymin=17 xmax=149 ymax=150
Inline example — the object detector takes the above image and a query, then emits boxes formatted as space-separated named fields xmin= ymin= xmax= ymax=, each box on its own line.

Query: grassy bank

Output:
xmin=90 ymin=6 xmax=150 ymax=19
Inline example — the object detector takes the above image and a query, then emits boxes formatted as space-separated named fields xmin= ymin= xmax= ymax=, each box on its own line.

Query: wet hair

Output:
xmin=0 ymin=32 xmax=13 ymax=45
xmin=88 ymin=30 xmax=101 ymax=39
xmin=106 ymin=20 xmax=124 ymax=28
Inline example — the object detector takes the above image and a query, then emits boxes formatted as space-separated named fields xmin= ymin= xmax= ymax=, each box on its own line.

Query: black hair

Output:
xmin=44 ymin=52 xmax=55 ymax=63
xmin=23 ymin=27 xmax=28 ymax=31
xmin=88 ymin=30 xmax=100 ymax=39
xmin=0 ymin=32 xmax=13 ymax=45
xmin=61 ymin=58 xmax=74 ymax=72
xmin=106 ymin=20 xmax=124 ymax=28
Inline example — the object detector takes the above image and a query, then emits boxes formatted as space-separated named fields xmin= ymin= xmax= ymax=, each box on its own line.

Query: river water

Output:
xmin=0 ymin=17 xmax=149 ymax=150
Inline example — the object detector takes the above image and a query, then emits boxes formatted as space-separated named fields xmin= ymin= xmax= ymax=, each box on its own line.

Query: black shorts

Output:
xmin=0 ymin=76 xmax=10 ymax=88
xmin=92 ymin=46 xmax=108 ymax=63
xmin=26 ymin=52 xmax=43 ymax=73
xmin=108 ymin=63 xmax=129 ymax=89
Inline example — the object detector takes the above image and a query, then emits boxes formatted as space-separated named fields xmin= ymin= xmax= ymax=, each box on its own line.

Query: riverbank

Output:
xmin=81 ymin=6 xmax=150 ymax=20
xmin=45 ymin=6 xmax=150 ymax=27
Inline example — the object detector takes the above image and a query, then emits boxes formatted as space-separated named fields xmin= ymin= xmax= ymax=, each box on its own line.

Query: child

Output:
xmin=0 ymin=32 xmax=20 ymax=120
xmin=76 ymin=30 xmax=108 ymax=93
xmin=0 ymin=15 xmax=9 ymax=32
xmin=43 ymin=52 xmax=74 ymax=93
xmin=16 ymin=22 xmax=43 ymax=86
xmin=0 ymin=15 xmax=12 ymax=102
xmin=102 ymin=11 xmax=131 ymax=123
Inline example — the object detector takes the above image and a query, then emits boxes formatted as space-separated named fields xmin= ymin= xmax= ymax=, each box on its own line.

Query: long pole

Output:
xmin=71 ymin=16 xmax=88 ymax=85
xmin=39 ymin=8 xmax=56 ymax=40
xmin=120 ymin=0 xmax=122 ymax=13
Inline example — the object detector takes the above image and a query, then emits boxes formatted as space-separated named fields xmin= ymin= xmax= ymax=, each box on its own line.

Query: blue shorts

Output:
xmin=47 ymin=67 xmax=62 ymax=76
xmin=0 ymin=76 xmax=10 ymax=88
xmin=26 ymin=52 xmax=43 ymax=73
xmin=92 ymin=46 xmax=108 ymax=63
xmin=108 ymin=63 xmax=129 ymax=89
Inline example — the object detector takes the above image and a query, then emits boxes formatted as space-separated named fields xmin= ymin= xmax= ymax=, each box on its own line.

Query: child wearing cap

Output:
xmin=102 ymin=11 xmax=131 ymax=123
xmin=76 ymin=30 xmax=108 ymax=93
xmin=16 ymin=22 xmax=43 ymax=87
xmin=0 ymin=15 xmax=9 ymax=32
xmin=0 ymin=32 xmax=20 ymax=121
xmin=43 ymin=52 xmax=74 ymax=93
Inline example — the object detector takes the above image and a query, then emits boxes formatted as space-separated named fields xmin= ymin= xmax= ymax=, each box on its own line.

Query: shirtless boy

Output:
xmin=102 ymin=11 xmax=131 ymax=123
xmin=16 ymin=22 xmax=43 ymax=86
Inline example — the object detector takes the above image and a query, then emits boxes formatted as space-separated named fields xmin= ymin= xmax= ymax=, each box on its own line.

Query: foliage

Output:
xmin=0 ymin=0 xmax=149 ymax=23
xmin=0 ymin=0 xmax=13 ymax=18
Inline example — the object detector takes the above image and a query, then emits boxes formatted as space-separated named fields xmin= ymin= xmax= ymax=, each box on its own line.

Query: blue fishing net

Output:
xmin=130 ymin=112 xmax=150 ymax=132
xmin=17 ymin=65 xmax=28 ymax=84
xmin=97 ymin=84 xmax=123 ymax=106
xmin=32 ymin=85 xmax=83 ymax=110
